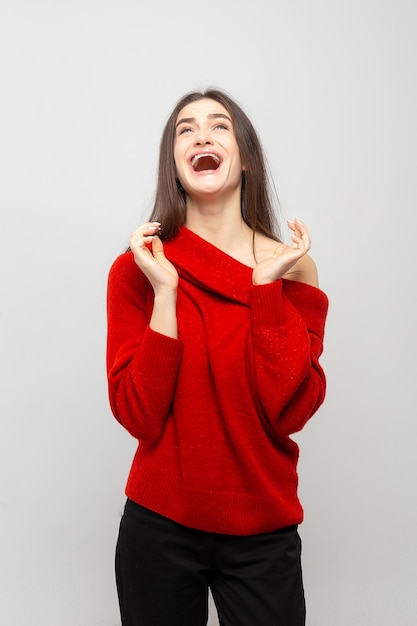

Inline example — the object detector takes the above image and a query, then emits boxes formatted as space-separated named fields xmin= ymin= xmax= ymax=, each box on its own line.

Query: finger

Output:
xmin=287 ymin=219 xmax=296 ymax=234
xmin=131 ymin=222 xmax=161 ymax=237
xmin=142 ymin=222 xmax=161 ymax=239
xmin=130 ymin=222 xmax=161 ymax=248
xmin=288 ymin=219 xmax=302 ymax=245
xmin=295 ymin=216 xmax=306 ymax=231
xmin=290 ymin=236 xmax=305 ymax=251
xmin=290 ymin=232 xmax=310 ymax=249
xmin=295 ymin=217 xmax=310 ymax=240
xmin=287 ymin=219 xmax=302 ymax=243
xmin=151 ymin=235 xmax=165 ymax=258
xmin=292 ymin=218 xmax=311 ymax=249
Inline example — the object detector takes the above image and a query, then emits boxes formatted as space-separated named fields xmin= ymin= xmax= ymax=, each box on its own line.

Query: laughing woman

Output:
xmin=106 ymin=88 xmax=328 ymax=626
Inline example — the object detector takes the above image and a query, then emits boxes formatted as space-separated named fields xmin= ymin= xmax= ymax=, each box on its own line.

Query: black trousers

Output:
xmin=116 ymin=499 xmax=306 ymax=626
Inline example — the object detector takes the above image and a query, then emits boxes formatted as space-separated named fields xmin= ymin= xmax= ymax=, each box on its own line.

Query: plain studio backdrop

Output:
xmin=1 ymin=1 xmax=416 ymax=624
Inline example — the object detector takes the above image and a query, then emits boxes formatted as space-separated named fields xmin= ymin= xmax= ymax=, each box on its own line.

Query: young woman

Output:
xmin=106 ymin=89 xmax=328 ymax=626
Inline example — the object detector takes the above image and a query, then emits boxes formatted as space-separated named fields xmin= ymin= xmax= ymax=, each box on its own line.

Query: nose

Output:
xmin=194 ymin=126 xmax=213 ymax=145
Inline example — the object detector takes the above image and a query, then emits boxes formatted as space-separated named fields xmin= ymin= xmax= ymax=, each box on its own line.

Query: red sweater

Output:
xmin=107 ymin=226 xmax=328 ymax=535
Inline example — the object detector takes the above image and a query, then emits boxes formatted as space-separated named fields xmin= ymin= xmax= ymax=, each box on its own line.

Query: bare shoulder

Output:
xmin=283 ymin=254 xmax=319 ymax=287
xmin=253 ymin=232 xmax=320 ymax=287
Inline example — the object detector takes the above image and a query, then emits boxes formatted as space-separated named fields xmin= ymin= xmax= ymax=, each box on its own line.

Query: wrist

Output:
xmin=151 ymin=290 xmax=178 ymax=339
xmin=252 ymin=277 xmax=275 ymax=285
xmin=153 ymin=287 xmax=178 ymax=301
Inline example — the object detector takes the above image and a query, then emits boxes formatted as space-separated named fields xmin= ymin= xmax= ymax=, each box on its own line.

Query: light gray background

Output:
xmin=1 ymin=1 xmax=416 ymax=624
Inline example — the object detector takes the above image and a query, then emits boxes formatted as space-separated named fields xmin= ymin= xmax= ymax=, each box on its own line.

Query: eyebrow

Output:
xmin=175 ymin=113 xmax=232 ymax=129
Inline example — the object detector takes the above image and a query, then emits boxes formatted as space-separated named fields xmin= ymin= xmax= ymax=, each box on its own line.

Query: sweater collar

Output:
xmin=164 ymin=226 xmax=253 ymax=304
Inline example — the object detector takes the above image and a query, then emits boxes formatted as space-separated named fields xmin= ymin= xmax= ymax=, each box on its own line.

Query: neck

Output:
xmin=185 ymin=188 xmax=246 ymax=238
xmin=185 ymin=211 xmax=254 ymax=261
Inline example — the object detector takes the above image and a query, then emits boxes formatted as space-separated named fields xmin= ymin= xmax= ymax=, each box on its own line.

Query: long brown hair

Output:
xmin=149 ymin=88 xmax=281 ymax=242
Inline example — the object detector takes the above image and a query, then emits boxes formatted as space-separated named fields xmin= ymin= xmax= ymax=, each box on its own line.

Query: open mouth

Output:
xmin=191 ymin=153 xmax=221 ymax=172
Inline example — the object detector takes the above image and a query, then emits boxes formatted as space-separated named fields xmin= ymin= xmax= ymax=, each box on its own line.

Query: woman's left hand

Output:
xmin=252 ymin=217 xmax=311 ymax=285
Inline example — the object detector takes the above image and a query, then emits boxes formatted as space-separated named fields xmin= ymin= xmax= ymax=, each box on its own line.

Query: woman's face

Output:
xmin=173 ymin=98 xmax=243 ymax=201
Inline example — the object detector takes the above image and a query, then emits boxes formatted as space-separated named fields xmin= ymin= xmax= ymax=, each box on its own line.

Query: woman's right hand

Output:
xmin=129 ymin=223 xmax=178 ymax=295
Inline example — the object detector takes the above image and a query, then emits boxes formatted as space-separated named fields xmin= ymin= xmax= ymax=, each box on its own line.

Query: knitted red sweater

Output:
xmin=107 ymin=227 xmax=328 ymax=535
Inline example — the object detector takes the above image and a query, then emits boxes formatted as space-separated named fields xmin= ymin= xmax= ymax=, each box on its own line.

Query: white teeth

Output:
xmin=191 ymin=153 xmax=221 ymax=168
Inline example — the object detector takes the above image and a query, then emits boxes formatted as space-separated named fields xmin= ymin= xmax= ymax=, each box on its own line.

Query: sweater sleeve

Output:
xmin=106 ymin=253 xmax=183 ymax=441
xmin=249 ymin=278 xmax=328 ymax=436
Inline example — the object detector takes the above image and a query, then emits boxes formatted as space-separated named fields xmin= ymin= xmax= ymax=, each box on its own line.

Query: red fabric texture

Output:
xmin=106 ymin=227 xmax=329 ymax=535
